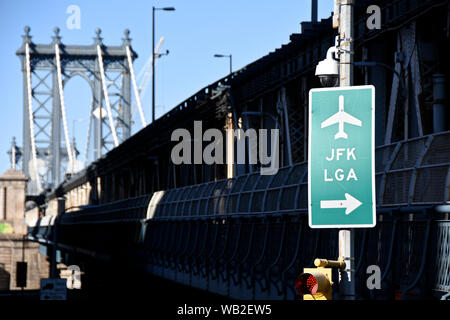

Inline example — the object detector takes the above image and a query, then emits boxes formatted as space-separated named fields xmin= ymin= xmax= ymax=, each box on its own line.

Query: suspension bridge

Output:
xmin=15 ymin=26 xmax=165 ymax=195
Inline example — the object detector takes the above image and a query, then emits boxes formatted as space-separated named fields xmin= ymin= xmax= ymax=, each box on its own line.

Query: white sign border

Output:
xmin=308 ymin=85 xmax=376 ymax=229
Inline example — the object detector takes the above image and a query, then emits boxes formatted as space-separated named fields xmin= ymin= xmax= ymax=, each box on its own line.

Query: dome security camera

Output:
xmin=315 ymin=46 xmax=339 ymax=87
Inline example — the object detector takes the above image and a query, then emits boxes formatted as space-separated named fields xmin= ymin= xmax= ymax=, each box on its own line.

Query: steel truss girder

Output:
xmin=17 ymin=27 xmax=135 ymax=194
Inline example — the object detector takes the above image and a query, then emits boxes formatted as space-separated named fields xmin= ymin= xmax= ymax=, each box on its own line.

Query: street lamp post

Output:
xmin=214 ymin=53 xmax=234 ymax=178
xmin=338 ymin=0 xmax=355 ymax=300
xmin=214 ymin=54 xmax=232 ymax=75
xmin=314 ymin=0 xmax=356 ymax=300
xmin=152 ymin=6 xmax=175 ymax=122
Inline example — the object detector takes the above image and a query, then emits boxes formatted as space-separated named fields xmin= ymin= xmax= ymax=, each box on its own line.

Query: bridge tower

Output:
xmin=16 ymin=27 xmax=136 ymax=194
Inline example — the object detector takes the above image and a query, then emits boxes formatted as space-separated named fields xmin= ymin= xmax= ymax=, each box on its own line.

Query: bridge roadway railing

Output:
xmin=153 ymin=131 xmax=450 ymax=219
xmin=435 ymin=221 xmax=450 ymax=295
xmin=27 ymin=131 xmax=450 ymax=299
xmin=144 ymin=130 xmax=450 ymax=299
xmin=27 ymin=195 xmax=151 ymax=259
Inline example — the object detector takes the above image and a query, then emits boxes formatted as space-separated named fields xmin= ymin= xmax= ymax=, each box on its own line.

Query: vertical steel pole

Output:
xmin=311 ymin=0 xmax=318 ymax=22
xmin=338 ymin=0 xmax=355 ymax=300
xmin=51 ymin=197 xmax=64 ymax=278
xmin=95 ymin=56 xmax=103 ymax=159
xmin=52 ymin=58 xmax=62 ymax=186
xmin=122 ymin=29 xmax=133 ymax=140
xmin=123 ymin=59 xmax=132 ymax=139
xmin=152 ymin=7 xmax=156 ymax=123
xmin=226 ymin=54 xmax=234 ymax=179
xmin=21 ymin=28 xmax=32 ymax=190
xmin=433 ymin=74 xmax=447 ymax=132
xmin=226 ymin=113 xmax=234 ymax=179
xmin=22 ymin=55 xmax=31 ymax=182
xmin=339 ymin=0 xmax=354 ymax=87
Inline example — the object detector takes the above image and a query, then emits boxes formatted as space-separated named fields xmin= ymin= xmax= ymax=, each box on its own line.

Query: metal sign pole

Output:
xmin=338 ymin=0 xmax=356 ymax=300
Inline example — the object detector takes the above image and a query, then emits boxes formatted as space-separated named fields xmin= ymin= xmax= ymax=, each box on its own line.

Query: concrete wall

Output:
xmin=0 ymin=235 xmax=49 ymax=290
xmin=0 ymin=169 xmax=27 ymax=235
xmin=0 ymin=169 xmax=49 ymax=291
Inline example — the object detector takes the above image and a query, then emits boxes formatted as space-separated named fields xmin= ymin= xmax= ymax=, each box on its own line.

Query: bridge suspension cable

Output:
xmin=96 ymin=45 xmax=119 ymax=147
xmin=84 ymin=97 xmax=94 ymax=168
xmin=126 ymin=45 xmax=146 ymax=127
xmin=130 ymin=37 xmax=164 ymax=127
xmin=55 ymin=43 xmax=74 ymax=172
xmin=135 ymin=38 xmax=162 ymax=83
xmin=25 ymin=42 xmax=41 ymax=191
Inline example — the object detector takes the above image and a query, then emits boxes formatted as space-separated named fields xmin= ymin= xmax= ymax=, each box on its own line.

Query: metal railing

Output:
xmin=435 ymin=221 xmax=450 ymax=293
xmin=153 ymin=131 xmax=450 ymax=220
xmin=26 ymin=131 xmax=450 ymax=300
xmin=28 ymin=124 xmax=450 ymax=226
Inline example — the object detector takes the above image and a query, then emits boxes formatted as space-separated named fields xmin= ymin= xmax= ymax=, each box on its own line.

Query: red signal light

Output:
xmin=297 ymin=259 xmax=340 ymax=300
xmin=296 ymin=273 xmax=318 ymax=295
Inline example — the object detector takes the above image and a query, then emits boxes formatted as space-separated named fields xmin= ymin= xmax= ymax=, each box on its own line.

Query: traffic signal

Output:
xmin=296 ymin=268 xmax=332 ymax=300
xmin=295 ymin=258 xmax=345 ymax=300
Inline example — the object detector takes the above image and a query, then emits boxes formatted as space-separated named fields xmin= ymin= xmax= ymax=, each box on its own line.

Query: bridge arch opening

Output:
xmin=63 ymin=73 xmax=95 ymax=172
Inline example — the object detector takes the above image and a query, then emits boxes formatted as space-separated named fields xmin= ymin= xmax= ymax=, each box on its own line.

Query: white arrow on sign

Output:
xmin=320 ymin=193 xmax=362 ymax=215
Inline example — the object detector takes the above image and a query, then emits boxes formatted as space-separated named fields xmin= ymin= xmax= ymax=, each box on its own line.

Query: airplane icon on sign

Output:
xmin=321 ymin=95 xmax=362 ymax=139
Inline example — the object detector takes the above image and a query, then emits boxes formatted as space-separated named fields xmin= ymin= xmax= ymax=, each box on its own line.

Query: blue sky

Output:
xmin=0 ymin=0 xmax=334 ymax=175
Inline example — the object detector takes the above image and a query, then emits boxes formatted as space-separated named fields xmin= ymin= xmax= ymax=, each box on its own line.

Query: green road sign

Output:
xmin=308 ymin=85 xmax=376 ymax=228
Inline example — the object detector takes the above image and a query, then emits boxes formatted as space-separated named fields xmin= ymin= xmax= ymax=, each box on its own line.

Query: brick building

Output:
xmin=0 ymin=169 xmax=49 ymax=291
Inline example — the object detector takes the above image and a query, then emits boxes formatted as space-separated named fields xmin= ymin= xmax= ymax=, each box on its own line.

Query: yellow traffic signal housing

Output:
xmin=296 ymin=258 xmax=344 ymax=300
xmin=296 ymin=267 xmax=333 ymax=300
